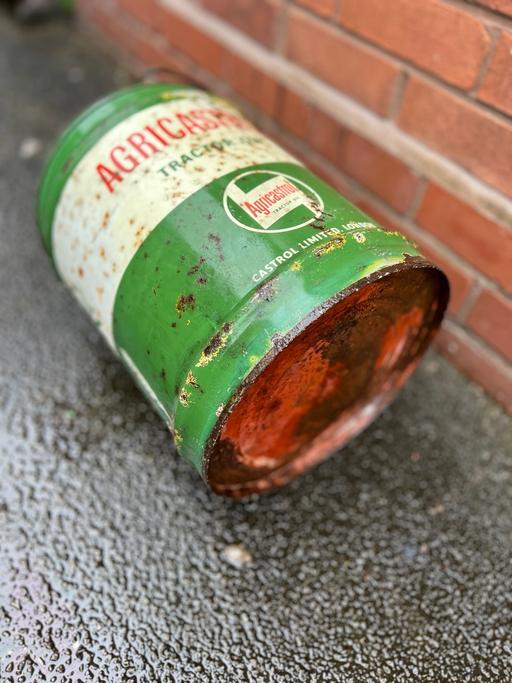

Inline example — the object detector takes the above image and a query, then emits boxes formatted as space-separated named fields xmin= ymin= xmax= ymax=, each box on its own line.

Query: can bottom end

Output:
xmin=204 ymin=260 xmax=449 ymax=498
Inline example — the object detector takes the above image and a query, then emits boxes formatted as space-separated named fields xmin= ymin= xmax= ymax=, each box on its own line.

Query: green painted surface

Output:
xmin=112 ymin=161 xmax=421 ymax=472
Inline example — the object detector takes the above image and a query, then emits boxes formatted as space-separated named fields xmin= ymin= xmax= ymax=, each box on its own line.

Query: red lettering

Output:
xmin=96 ymin=163 xmax=123 ymax=193
xmin=244 ymin=201 xmax=259 ymax=218
xmin=157 ymin=117 xmax=185 ymax=140
xmin=176 ymin=113 xmax=205 ymax=135
xmin=189 ymin=109 xmax=220 ymax=131
xmin=127 ymin=132 xmax=159 ymax=159
xmin=144 ymin=124 xmax=169 ymax=147
xmin=95 ymin=105 xmax=255 ymax=193
xmin=110 ymin=145 xmax=139 ymax=173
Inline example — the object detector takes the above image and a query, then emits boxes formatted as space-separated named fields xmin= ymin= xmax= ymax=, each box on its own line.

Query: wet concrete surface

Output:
xmin=1 ymin=12 xmax=512 ymax=683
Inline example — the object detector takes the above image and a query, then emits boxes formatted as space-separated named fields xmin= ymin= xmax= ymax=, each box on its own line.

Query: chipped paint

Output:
xmin=313 ymin=235 xmax=346 ymax=258
xmin=178 ymin=388 xmax=191 ymax=407
xmin=195 ymin=323 xmax=233 ymax=368
xmin=176 ymin=293 xmax=195 ymax=317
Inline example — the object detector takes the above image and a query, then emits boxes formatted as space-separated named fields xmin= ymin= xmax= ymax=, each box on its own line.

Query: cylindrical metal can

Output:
xmin=37 ymin=83 xmax=449 ymax=497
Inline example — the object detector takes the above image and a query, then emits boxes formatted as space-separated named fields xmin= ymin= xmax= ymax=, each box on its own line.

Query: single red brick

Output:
xmin=224 ymin=53 xmax=279 ymax=116
xmin=294 ymin=0 xmax=335 ymax=18
xmin=398 ymin=76 xmax=512 ymax=198
xmin=308 ymin=107 xmax=342 ymax=165
xmin=202 ymin=0 xmax=279 ymax=47
xmin=336 ymin=133 xmax=419 ymax=213
xmin=436 ymin=324 xmax=512 ymax=413
xmin=275 ymin=87 xmax=311 ymax=139
xmin=473 ymin=0 xmax=512 ymax=18
xmin=340 ymin=0 xmax=490 ymax=90
xmin=159 ymin=8 xmax=224 ymax=75
xmin=416 ymin=183 xmax=512 ymax=293
xmin=355 ymin=197 xmax=474 ymax=314
xmin=115 ymin=0 xmax=163 ymax=32
xmin=466 ymin=288 xmax=512 ymax=361
xmin=285 ymin=9 xmax=400 ymax=115
xmin=478 ymin=32 xmax=512 ymax=117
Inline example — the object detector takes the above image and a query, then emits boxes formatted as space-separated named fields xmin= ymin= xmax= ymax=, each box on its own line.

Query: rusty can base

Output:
xmin=205 ymin=259 xmax=448 ymax=498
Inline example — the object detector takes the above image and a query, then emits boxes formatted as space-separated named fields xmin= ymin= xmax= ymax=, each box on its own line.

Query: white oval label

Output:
xmin=223 ymin=170 xmax=324 ymax=233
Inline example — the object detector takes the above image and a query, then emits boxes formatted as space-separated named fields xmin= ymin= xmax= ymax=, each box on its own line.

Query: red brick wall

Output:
xmin=77 ymin=0 xmax=512 ymax=412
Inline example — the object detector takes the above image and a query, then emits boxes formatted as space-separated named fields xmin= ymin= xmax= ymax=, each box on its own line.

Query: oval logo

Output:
xmin=223 ymin=170 xmax=324 ymax=233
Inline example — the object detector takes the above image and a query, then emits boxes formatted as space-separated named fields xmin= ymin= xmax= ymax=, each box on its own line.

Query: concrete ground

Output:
xmin=1 ymin=11 xmax=511 ymax=683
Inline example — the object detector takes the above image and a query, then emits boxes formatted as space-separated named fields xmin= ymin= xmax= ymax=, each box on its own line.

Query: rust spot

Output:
xmin=178 ymin=388 xmax=190 ymax=407
xmin=186 ymin=371 xmax=204 ymax=393
xmin=170 ymin=322 xmax=177 ymax=328
xmin=253 ymin=276 xmax=278 ymax=302
xmin=99 ymin=247 xmax=106 ymax=259
xmin=176 ymin=294 xmax=195 ymax=317
xmin=207 ymin=232 xmax=225 ymax=261
xmin=196 ymin=322 xmax=233 ymax=367
xmin=160 ymin=368 xmax=167 ymax=380
xmin=197 ymin=276 xmax=208 ymax=285
xmin=309 ymin=199 xmax=323 ymax=214
xmin=313 ymin=235 xmax=346 ymax=258
xmin=78 ymin=267 xmax=84 ymax=278
xmin=310 ymin=219 xmax=325 ymax=230
xmin=102 ymin=211 xmax=110 ymax=228
xmin=187 ymin=257 xmax=205 ymax=276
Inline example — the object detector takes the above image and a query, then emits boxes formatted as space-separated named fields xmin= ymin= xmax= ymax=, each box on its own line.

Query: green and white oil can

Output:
xmin=37 ymin=83 xmax=449 ymax=497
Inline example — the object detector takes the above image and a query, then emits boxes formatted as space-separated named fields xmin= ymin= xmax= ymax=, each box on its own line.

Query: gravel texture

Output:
xmin=1 ymin=12 xmax=511 ymax=683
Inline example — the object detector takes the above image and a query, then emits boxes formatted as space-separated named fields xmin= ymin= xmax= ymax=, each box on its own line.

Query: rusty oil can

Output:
xmin=37 ymin=83 xmax=449 ymax=497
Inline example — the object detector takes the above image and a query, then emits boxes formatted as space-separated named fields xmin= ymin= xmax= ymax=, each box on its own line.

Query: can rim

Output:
xmin=203 ymin=257 xmax=450 ymax=498
xmin=36 ymin=82 xmax=201 ymax=258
